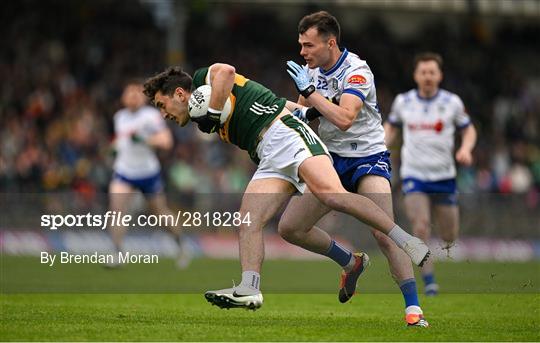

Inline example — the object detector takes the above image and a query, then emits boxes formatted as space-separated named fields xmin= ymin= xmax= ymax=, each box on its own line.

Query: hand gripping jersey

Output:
xmin=192 ymin=67 xmax=286 ymax=163
xmin=113 ymin=106 xmax=166 ymax=178
xmin=387 ymin=89 xmax=471 ymax=181
xmin=306 ymin=49 xmax=386 ymax=157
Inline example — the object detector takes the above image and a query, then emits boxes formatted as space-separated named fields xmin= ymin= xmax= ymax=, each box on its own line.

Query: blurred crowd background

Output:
xmin=1 ymin=1 xmax=539 ymax=238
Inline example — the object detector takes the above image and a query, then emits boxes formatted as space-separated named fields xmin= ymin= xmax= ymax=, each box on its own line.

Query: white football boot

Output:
xmin=205 ymin=285 xmax=263 ymax=311
xmin=402 ymin=237 xmax=431 ymax=267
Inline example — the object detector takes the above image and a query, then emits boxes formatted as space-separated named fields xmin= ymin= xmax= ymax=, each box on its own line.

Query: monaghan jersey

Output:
xmin=388 ymin=89 xmax=471 ymax=181
xmin=306 ymin=49 xmax=386 ymax=157
xmin=192 ymin=67 xmax=286 ymax=162
xmin=113 ymin=106 xmax=166 ymax=178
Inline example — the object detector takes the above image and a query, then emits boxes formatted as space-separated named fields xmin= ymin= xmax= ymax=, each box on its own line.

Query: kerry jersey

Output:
xmin=192 ymin=67 xmax=286 ymax=161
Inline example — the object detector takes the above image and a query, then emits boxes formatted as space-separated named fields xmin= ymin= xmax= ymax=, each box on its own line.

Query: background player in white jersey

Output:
xmin=109 ymin=80 xmax=191 ymax=268
xmin=384 ymin=52 xmax=477 ymax=295
xmin=279 ymin=11 xmax=428 ymax=327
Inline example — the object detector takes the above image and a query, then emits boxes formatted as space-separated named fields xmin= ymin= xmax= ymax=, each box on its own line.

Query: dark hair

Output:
xmin=298 ymin=11 xmax=341 ymax=44
xmin=143 ymin=66 xmax=193 ymax=101
xmin=413 ymin=52 xmax=443 ymax=70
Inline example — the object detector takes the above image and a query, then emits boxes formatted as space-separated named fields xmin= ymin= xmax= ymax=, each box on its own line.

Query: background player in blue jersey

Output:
xmin=280 ymin=11 xmax=428 ymax=326
xmin=384 ymin=52 xmax=477 ymax=295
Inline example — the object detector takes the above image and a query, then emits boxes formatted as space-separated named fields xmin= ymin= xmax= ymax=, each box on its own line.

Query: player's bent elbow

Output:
xmin=338 ymin=113 xmax=356 ymax=131
xmin=337 ymin=120 xmax=353 ymax=131
xmin=215 ymin=63 xmax=236 ymax=77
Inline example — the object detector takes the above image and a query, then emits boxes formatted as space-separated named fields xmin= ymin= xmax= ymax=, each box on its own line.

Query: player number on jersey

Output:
xmin=316 ymin=79 xmax=328 ymax=90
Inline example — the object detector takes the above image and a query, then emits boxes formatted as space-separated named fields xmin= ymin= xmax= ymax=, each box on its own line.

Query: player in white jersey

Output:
xmin=279 ymin=11 xmax=428 ymax=327
xmin=384 ymin=52 xmax=477 ymax=295
xmin=109 ymin=80 xmax=191 ymax=268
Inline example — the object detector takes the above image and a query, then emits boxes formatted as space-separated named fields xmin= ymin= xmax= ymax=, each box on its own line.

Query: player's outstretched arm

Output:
xmin=455 ymin=123 xmax=477 ymax=166
xmin=285 ymin=101 xmax=323 ymax=123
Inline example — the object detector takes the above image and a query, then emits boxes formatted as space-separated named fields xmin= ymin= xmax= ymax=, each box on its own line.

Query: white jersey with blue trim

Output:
xmin=388 ymin=89 xmax=471 ymax=181
xmin=113 ymin=105 xmax=166 ymax=179
xmin=306 ymin=49 xmax=386 ymax=157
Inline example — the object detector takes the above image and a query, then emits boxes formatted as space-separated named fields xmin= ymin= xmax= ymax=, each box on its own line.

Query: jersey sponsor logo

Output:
xmin=407 ymin=120 xmax=444 ymax=133
xmin=347 ymin=75 xmax=367 ymax=85
xmin=249 ymin=102 xmax=279 ymax=116
xmin=434 ymin=120 xmax=444 ymax=133
xmin=351 ymin=142 xmax=358 ymax=150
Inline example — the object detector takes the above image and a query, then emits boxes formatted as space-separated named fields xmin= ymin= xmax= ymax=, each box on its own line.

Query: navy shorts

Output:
xmin=113 ymin=172 xmax=163 ymax=195
xmin=330 ymin=150 xmax=392 ymax=193
xmin=402 ymin=178 xmax=457 ymax=205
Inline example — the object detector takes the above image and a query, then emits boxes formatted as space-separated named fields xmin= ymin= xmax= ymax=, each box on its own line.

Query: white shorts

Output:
xmin=252 ymin=114 xmax=330 ymax=193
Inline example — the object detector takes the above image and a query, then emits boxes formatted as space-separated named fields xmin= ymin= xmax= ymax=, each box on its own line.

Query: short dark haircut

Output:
xmin=413 ymin=52 xmax=443 ymax=70
xmin=143 ymin=66 xmax=193 ymax=101
xmin=298 ymin=11 xmax=341 ymax=44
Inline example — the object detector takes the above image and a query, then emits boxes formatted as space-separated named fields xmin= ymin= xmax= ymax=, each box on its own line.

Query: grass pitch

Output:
xmin=1 ymin=256 xmax=539 ymax=341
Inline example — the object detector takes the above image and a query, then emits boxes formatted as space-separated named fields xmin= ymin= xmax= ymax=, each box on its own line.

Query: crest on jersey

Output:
xmin=347 ymin=75 xmax=367 ymax=85
xmin=331 ymin=79 xmax=339 ymax=91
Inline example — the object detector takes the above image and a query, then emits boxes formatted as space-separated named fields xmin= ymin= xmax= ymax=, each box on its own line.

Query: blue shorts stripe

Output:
xmin=331 ymin=151 xmax=392 ymax=192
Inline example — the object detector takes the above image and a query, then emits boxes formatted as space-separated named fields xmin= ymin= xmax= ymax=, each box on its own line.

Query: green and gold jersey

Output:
xmin=192 ymin=67 xmax=286 ymax=161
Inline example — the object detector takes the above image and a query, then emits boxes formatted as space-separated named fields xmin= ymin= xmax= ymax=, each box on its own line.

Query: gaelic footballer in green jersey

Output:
xmin=143 ymin=64 xmax=430 ymax=312
xmin=191 ymin=67 xmax=286 ymax=160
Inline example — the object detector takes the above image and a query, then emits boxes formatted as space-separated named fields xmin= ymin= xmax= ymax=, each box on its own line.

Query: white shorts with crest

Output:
xmin=252 ymin=114 xmax=330 ymax=193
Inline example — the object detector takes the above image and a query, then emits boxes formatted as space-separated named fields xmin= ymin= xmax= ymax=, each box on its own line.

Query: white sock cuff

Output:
xmin=405 ymin=305 xmax=423 ymax=315
xmin=388 ymin=224 xmax=412 ymax=249
xmin=241 ymin=271 xmax=260 ymax=290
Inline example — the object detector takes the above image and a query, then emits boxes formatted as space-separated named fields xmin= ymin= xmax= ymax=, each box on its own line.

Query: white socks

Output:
xmin=240 ymin=271 xmax=260 ymax=291
xmin=388 ymin=224 xmax=414 ymax=249
xmin=405 ymin=305 xmax=423 ymax=315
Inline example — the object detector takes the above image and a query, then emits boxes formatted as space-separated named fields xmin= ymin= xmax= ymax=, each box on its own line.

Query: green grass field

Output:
xmin=1 ymin=255 xmax=539 ymax=341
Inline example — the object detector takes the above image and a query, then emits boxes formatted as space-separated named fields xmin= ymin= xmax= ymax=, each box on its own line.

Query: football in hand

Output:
xmin=188 ymin=85 xmax=232 ymax=124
